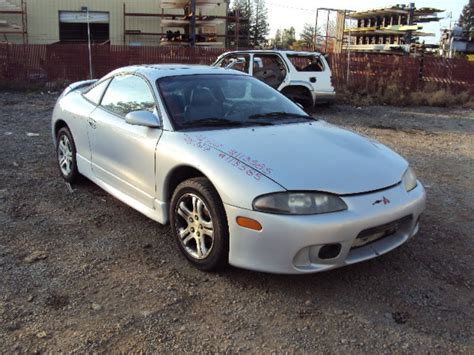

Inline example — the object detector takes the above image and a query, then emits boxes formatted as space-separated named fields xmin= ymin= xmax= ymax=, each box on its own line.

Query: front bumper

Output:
xmin=225 ymin=182 xmax=426 ymax=274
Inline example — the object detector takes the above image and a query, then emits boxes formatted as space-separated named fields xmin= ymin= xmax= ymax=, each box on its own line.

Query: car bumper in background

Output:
xmin=313 ymin=91 xmax=336 ymax=104
xmin=225 ymin=182 xmax=426 ymax=274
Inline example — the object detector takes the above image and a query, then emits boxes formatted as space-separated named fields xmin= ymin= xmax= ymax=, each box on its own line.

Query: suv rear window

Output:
xmin=287 ymin=54 xmax=324 ymax=72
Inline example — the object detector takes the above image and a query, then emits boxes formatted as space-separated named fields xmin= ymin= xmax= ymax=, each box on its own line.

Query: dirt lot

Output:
xmin=1 ymin=92 xmax=473 ymax=352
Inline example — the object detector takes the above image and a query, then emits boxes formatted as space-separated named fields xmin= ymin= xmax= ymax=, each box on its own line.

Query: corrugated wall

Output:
xmin=7 ymin=0 xmax=227 ymax=45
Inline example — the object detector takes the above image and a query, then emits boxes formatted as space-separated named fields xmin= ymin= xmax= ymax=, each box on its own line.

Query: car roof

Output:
xmin=219 ymin=50 xmax=323 ymax=56
xmin=105 ymin=64 xmax=246 ymax=81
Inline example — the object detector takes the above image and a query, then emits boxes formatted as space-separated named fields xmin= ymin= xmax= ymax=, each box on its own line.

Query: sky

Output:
xmin=265 ymin=0 xmax=468 ymax=44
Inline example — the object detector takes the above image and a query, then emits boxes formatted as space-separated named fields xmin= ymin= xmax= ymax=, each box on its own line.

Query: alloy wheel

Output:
xmin=58 ymin=134 xmax=73 ymax=177
xmin=175 ymin=193 xmax=214 ymax=260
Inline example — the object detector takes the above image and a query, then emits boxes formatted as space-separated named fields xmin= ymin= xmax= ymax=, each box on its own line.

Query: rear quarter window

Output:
xmin=287 ymin=54 xmax=325 ymax=72
xmin=83 ymin=79 xmax=111 ymax=105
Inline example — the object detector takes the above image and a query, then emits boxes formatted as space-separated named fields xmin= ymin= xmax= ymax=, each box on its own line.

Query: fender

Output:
xmin=281 ymin=80 xmax=315 ymax=92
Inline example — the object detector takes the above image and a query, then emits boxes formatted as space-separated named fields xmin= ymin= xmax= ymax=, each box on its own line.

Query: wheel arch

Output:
xmin=53 ymin=119 xmax=69 ymax=145
xmin=281 ymin=85 xmax=314 ymax=107
xmin=167 ymin=168 xmax=230 ymax=270
xmin=164 ymin=165 xmax=215 ymax=203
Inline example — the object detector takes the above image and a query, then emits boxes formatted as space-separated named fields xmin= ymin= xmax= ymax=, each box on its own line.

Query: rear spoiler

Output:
xmin=62 ymin=79 xmax=98 ymax=97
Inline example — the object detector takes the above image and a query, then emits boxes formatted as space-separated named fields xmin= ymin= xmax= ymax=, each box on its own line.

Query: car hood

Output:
xmin=187 ymin=121 xmax=408 ymax=195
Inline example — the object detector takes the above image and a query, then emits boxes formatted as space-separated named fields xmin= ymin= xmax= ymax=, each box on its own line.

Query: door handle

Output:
xmin=88 ymin=118 xmax=96 ymax=129
xmin=309 ymin=77 xmax=317 ymax=83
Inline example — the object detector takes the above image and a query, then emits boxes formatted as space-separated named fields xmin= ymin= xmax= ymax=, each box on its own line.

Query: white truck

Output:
xmin=213 ymin=50 xmax=335 ymax=108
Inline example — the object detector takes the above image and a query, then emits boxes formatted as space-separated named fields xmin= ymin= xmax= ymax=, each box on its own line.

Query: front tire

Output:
xmin=170 ymin=177 xmax=229 ymax=271
xmin=56 ymin=126 xmax=79 ymax=183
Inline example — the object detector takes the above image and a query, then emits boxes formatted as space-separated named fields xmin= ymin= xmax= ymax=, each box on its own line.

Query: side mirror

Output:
xmin=125 ymin=110 xmax=160 ymax=128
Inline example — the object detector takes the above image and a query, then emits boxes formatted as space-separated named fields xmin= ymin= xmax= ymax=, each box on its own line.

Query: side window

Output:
xmin=217 ymin=54 xmax=250 ymax=73
xmin=287 ymin=54 xmax=324 ymax=72
xmin=83 ymin=79 xmax=111 ymax=105
xmin=253 ymin=54 xmax=287 ymax=89
xmin=101 ymin=75 xmax=155 ymax=117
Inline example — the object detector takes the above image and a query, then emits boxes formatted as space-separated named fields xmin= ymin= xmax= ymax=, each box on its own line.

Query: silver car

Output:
xmin=51 ymin=65 xmax=426 ymax=274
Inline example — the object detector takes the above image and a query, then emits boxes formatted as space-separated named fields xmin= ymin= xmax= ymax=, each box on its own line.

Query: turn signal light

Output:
xmin=236 ymin=216 xmax=262 ymax=231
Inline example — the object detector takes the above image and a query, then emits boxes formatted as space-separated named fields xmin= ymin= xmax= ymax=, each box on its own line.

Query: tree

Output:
xmin=249 ymin=0 xmax=269 ymax=48
xmin=458 ymin=0 xmax=474 ymax=40
xmin=289 ymin=40 xmax=306 ymax=51
xmin=271 ymin=27 xmax=297 ymax=49
xmin=281 ymin=27 xmax=296 ymax=49
xmin=273 ymin=29 xmax=282 ymax=48
xmin=300 ymin=23 xmax=317 ymax=50
xmin=228 ymin=0 xmax=252 ymax=48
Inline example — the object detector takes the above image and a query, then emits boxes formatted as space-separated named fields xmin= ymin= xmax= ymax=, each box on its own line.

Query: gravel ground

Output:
xmin=1 ymin=92 xmax=473 ymax=352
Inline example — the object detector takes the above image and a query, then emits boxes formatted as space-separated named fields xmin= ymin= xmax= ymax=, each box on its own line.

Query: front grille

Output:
xmin=352 ymin=215 xmax=413 ymax=249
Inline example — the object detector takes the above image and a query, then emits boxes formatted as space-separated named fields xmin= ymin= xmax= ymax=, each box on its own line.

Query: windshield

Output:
xmin=156 ymin=74 xmax=312 ymax=130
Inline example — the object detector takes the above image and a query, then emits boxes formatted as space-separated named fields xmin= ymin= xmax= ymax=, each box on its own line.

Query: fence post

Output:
xmin=417 ymin=52 xmax=424 ymax=91
xmin=6 ymin=43 xmax=10 ymax=74
xmin=365 ymin=59 xmax=370 ymax=94
xmin=346 ymin=29 xmax=351 ymax=86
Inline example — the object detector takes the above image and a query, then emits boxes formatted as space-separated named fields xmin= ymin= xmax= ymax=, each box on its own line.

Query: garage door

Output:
xmin=59 ymin=11 xmax=110 ymax=42
xmin=59 ymin=11 xmax=109 ymax=24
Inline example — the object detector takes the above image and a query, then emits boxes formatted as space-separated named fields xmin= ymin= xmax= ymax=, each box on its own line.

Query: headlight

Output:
xmin=402 ymin=167 xmax=417 ymax=192
xmin=253 ymin=192 xmax=347 ymax=215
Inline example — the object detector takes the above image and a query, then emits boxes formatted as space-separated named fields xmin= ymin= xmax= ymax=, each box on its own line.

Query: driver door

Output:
xmin=88 ymin=74 xmax=162 ymax=208
xmin=216 ymin=53 xmax=251 ymax=74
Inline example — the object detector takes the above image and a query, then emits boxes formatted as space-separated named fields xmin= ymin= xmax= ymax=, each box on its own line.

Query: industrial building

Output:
xmin=0 ymin=0 xmax=230 ymax=47
xmin=439 ymin=26 xmax=474 ymax=58
xmin=343 ymin=3 xmax=443 ymax=53
xmin=439 ymin=11 xmax=474 ymax=59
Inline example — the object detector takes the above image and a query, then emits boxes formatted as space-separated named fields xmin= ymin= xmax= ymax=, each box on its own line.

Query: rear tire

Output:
xmin=281 ymin=86 xmax=313 ymax=109
xmin=170 ymin=177 xmax=229 ymax=271
xmin=56 ymin=126 xmax=80 ymax=183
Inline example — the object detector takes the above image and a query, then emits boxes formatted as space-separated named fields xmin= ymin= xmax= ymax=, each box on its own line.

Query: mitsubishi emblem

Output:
xmin=372 ymin=196 xmax=390 ymax=205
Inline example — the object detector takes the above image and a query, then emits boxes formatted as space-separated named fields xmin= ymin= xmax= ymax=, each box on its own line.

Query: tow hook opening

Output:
xmin=318 ymin=244 xmax=342 ymax=259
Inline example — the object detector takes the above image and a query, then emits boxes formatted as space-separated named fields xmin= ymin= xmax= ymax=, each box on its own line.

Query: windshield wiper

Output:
xmin=184 ymin=118 xmax=274 ymax=128
xmin=184 ymin=118 xmax=244 ymax=128
xmin=248 ymin=112 xmax=314 ymax=120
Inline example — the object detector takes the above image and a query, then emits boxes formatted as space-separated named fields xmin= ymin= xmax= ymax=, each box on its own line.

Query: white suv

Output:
xmin=213 ymin=50 xmax=335 ymax=108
